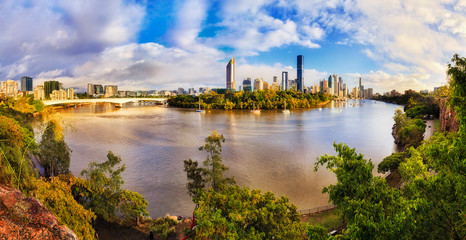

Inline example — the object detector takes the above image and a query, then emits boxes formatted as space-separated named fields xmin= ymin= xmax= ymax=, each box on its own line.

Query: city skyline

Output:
xmin=1 ymin=1 xmax=465 ymax=93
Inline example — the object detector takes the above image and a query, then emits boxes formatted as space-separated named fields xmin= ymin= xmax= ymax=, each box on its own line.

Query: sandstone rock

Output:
xmin=439 ymin=98 xmax=459 ymax=132
xmin=0 ymin=185 xmax=78 ymax=239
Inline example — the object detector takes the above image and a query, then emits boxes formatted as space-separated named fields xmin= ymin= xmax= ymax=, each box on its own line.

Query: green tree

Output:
xmin=39 ymin=120 xmax=71 ymax=177
xmin=80 ymin=151 xmax=126 ymax=222
xmin=377 ymin=152 xmax=408 ymax=173
xmin=79 ymin=151 xmax=148 ymax=223
xmin=183 ymin=131 xmax=235 ymax=200
xmin=193 ymin=186 xmax=307 ymax=239
xmin=315 ymin=143 xmax=416 ymax=239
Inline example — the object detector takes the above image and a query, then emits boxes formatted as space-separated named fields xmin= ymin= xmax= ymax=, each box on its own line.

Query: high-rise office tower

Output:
xmin=359 ymin=77 xmax=362 ymax=88
xmin=226 ymin=58 xmax=236 ymax=90
xmin=88 ymin=83 xmax=95 ymax=95
xmin=297 ymin=55 xmax=304 ymax=92
xmin=243 ymin=79 xmax=252 ymax=92
xmin=282 ymin=71 xmax=288 ymax=90
xmin=94 ymin=84 xmax=104 ymax=94
xmin=21 ymin=76 xmax=33 ymax=92
xmin=44 ymin=81 xmax=60 ymax=98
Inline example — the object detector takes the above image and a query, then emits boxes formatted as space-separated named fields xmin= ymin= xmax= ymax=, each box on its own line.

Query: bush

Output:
xmin=378 ymin=152 xmax=408 ymax=173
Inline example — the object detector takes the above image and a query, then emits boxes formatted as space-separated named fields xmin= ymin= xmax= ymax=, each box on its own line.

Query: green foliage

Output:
xmin=183 ymin=159 xmax=206 ymax=198
xmin=168 ymin=90 xmax=331 ymax=110
xmin=305 ymin=224 xmax=328 ymax=240
xmin=194 ymin=185 xmax=306 ymax=239
xmin=29 ymin=175 xmax=96 ymax=240
xmin=80 ymin=151 xmax=126 ymax=222
xmin=398 ymin=118 xmax=426 ymax=149
xmin=398 ymin=147 xmax=428 ymax=183
xmin=32 ymin=100 xmax=45 ymax=112
xmin=39 ymin=120 xmax=71 ymax=177
xmin=79 ymin=151 xmax=148 ymax=224
xmin=393 ymin=109 xmax=426 ymax=149
xmin=374 ymin=91 xmax=440 ymax=118
xmin=184 ymin=131 xmax=235 ymax=201
xmin=314 ymin=143 xmax=373 ymax=207
xmin=119 ymin=189 xmax=149 ymax=222
xmin=377 ymin=152 xmax=408 ymax=173
xmin=405 ymin=105 xmax=428 ymax=118
xmin=315 ymin=143 xmax=416 ymax=239
xmin=149 ymin=216 xmax=177 ymax=240
xmin=0 ymin=115 xmax=36 ymax=187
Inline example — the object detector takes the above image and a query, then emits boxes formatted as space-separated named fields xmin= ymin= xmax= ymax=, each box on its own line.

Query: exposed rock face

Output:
xmin=439 ymin=98 xmax=459 ymax=132
xmin=0 ymin=185 xmax=77 ymax=240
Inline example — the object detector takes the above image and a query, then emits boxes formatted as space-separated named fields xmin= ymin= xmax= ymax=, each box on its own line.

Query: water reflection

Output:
xmin=59 ymin=100 xmax=398 ymax=217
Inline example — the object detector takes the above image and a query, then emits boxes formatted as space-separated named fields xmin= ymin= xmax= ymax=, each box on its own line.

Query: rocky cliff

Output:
xmin=0 ymin=185 xmax=77 ymax=239
xmin=439 ymin=98 xmax=459 ymax=132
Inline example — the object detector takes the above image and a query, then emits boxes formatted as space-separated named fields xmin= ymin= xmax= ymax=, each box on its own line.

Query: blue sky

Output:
xmin=1 ymin=0 xmax=465 ymax=93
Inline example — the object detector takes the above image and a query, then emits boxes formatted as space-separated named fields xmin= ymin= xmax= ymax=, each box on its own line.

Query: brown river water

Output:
xmin=58 ymin=99 xmax=398 ymax=217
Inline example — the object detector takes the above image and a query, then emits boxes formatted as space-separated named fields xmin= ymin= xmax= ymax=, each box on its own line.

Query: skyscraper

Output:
xmin=44 ymin=81 xmax=60 ymax=99
xmin=297 ymin=55 xmax=304 ymax=92
xmin=243 ymin=78 xmax=252 ymax=92
xmin=21 ymin=76 xmax=33 ymax=92
xmin=87 ymin=83 xmax=95 ymax=96
xmin=359 ymin=77 xmax=362 ymax=88
xmin=282 ymin=71 xmax=288 ymax=90
xmin=226 ymin=58 xmax=236 ymax=90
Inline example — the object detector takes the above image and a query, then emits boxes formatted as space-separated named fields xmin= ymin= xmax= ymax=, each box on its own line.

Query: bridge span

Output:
xmin=43 ymin=98 xmax=168 ymax=106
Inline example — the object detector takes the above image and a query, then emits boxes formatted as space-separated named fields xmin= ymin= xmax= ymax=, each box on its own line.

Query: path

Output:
xmin=424 ymin=120 xmax=434 ymax=140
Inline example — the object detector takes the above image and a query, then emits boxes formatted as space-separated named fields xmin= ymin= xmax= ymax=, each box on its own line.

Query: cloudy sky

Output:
xmin=1 ymin=0 xmax=465 ymax=93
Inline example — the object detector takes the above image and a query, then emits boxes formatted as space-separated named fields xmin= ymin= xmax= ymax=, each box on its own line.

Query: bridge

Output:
xmin=43 ymin=98 xmax=168 ymax=106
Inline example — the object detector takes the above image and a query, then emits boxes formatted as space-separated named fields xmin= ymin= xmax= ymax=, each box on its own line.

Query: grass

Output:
xmin=304 ymin=210 xmax=344 ymax=230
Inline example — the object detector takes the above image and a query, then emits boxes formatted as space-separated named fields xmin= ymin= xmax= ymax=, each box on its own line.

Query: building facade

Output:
xmin=104 ymin=85 xmax=118 ymax=98
xmin=281 ymin=71 xmax=288 ymax=90
xmin=50 ymin=89 xmax=67 ymax=100
xmin=21 ymin=76 xmax=33 ymax=92
xmin=242 ymin=79 xmax=252 ymax=92
xmin=226 ymin=58 xmax=236 ymax=90
xmin=297 ymin=55 xmax=304 ymax=92
xmin=1 ymin=80 xmax=19 ymax=97
xmin=44 ymin=81 xmax=60 ymax=99
xmin=254 ymin=78 xmax=263 ymax=91
xmin=34 ymin=85 xmax=45 ymax=100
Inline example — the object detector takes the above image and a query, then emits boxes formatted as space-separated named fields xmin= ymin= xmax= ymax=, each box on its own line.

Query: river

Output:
xmin=58 ymin=99 xmax=399 ymax=217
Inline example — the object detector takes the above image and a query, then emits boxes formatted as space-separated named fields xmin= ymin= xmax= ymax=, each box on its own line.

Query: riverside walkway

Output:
xmin=43 ymin=97 xmax=168 ymax=106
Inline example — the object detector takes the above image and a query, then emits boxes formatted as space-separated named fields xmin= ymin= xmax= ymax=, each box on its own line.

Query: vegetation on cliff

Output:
xmin=0 ymin=95 xmax=153 ymax=239
xmin=168 ymin=90 xmax=331 ymax=110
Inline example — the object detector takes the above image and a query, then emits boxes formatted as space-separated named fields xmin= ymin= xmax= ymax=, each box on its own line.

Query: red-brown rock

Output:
xmin=0 ymin=185 xmax=78 ymax=239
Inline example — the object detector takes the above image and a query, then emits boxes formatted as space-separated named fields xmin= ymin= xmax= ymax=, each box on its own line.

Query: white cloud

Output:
xmin=1 ymin=0 xmax=465 ymax=93
xmin=0 ymin=0 xmax=145 ymax=81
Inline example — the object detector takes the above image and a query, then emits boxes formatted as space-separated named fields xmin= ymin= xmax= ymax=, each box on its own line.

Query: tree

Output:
xmin=199 ymin=131 xmax=236 ymax=191
xmin=377 ymin=152 xmax=408 ymax=173
xmin=183 ymin=131 xmax=235 ymax=200
xmin=193 ymin=186 xmax=307 ymax=239
xmin=315 ymin=143 xmax=416 ymax=239
xmin=39 ymin=120 xmax=71 ymax=177
xmin=80 ymin=151 xmax=126 ymax=222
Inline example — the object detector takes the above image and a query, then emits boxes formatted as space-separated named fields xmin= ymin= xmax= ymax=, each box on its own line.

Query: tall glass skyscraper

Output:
xmin=226 ymin=58 xmax=236 ymax=90
xmin=297 ymin=55 xmax=304 ymax=92
xmin=21 ymin=76 xmax=33 ymax=92
xmin=281 ymin=71 xmax=288 ymax=90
